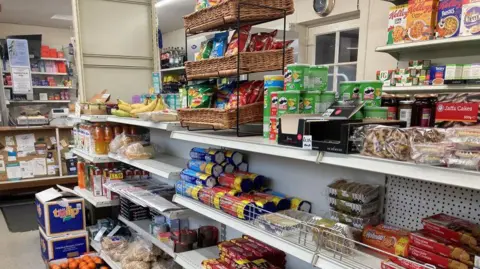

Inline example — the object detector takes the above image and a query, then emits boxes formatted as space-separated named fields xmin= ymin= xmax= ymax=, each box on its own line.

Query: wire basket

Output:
xmin=178 ymin=102 xmax=263 ymax=129
xmin=185 ymin=48 xmax=294 ymax=80
xmin=183 ymin=0 xmax=295 ymax=34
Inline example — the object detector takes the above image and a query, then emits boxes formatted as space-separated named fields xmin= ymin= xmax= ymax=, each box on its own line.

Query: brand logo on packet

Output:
xmin=53 ymin=205 xmax=80 ymax=222
xmin=365 ymin=231 xmax=385 ymax=241
xmin=37 ymin=204 xmax=42 ymax=217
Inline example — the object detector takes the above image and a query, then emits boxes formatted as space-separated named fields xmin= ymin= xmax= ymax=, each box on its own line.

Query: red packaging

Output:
xmin=422 ymin=213 xmax=480 ymax=249
xmin=376 ymin=224 xmax=410 ymax=236
xmin=218 ymin=173 xmax=253 ymax=192
xmin=242 ymin=235 xmax=286 ymax=258
xmin=381 ymin=260 xmax=407 ymax=269
xmin=230 ymin=239 xmax=268 ymax=260
xmin=270 ymin=40 xmax=294 ymax=50
xmin=219 ymin=241 xmax=261 ymax=261
xmin=221 ymin=254 xmax=257 ymax=269
xmin=231 ymin=238 xmax=285 ymax=267
xmin=125 ymin=169 xmax=133 ymax=180
xmin=219 ymin=195 xmax=256 ymax=220
xmin=142 ymin=170 xmax=150 ymax=179
xmin=408 ymin=245 xmax=469 ymax=269
xmin=247 ymin=30 xmax=278 ymax=52
xmin=225 ymin=25 xmax=252 ymax=57
xmin=410 ymin=230 xmax=477 ymax=266
xmin=390 ymin=257 xmax=426 ymax=269
xmin=246 ymin=81 xmax=264 ymax=104
xmin=227 ymin=81 xmax=251 ymax=109
xmin=134 ymin=169 xmax=142 ymax=179
xmin=198 ymin=186 xmax=238 ymax=209
xmin=201 ymin=259 xmax=230 ymax=269
xmin=251 ymin=259 xmax=282 ymax=269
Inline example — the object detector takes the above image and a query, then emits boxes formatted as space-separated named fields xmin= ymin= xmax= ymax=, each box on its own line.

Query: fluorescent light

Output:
xmin=51 ymin=15 xmax=73 ymax=21
xmin=346 ymin=47 xmax=358 ymax=50
xmin=155 ymin=0 xmax=178 ymax=8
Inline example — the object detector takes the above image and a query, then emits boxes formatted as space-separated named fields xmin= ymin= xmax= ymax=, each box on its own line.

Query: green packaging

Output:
xmin=263 ymin=116 xmax=270 ymax=138
xmin=309 ymin=65 xmax=329 ymax=92
xmin=285 ymin=64 xmax=310 ymax=91
xmin=318 ymin=91 xmax=336 ymax=113
xmin=364 ymin=106 xmax=388 ymax=119
xmin=339 ymin=81 xmax=383 ymax=107
xmin=277 ymin=91 xmax=300 ymax=116
xmin=188 ymin=84 xmax=214 ymax=108
xmin=301 ymin=90 xmax=321 ymax=114
xmin=264 ymin=86 xmax=283 ymax=117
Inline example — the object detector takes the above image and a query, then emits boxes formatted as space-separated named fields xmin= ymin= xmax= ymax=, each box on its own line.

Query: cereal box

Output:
xmin=460 ymin=0 xmax=480 ymax=36
xmin=437 ymin=0 xmax=463 ymax=38
xmin=387 ymin=4 xmax=408 ymax=44
xmin=407 ymin=0 xmax=440 ymax=41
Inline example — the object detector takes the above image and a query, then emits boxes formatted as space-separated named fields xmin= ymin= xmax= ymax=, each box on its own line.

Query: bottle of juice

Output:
xmin=94 ymin=123 xmax=106 ymax=154
xmin=104 ymin=124 xmax=113 ymax=153
xmin=113 ymin=125 xmax=123 ymax=136
xmin=77 ymin=161 xmax=85 ymax=188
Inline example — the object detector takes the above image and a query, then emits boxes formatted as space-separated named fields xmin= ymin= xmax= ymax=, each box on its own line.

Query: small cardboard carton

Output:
xmin=39 ymin=227 xmax=89 ymax=262
xmin=35 ymin=186 xmax=86 ymax=237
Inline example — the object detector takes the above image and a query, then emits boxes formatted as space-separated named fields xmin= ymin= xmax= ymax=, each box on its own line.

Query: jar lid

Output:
xmin=399 ymin=100 xmax=414 ymax=104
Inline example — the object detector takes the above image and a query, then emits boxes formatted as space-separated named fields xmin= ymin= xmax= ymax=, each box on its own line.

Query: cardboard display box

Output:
xmin=39 ymin=227 xmax=89 ymax=262
xmin=36 ymin=187 xmax=86 ymax=237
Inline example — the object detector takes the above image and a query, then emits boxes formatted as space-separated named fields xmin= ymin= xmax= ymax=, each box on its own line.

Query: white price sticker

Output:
xmin=302 ymin=135 xmax=312 ymax=150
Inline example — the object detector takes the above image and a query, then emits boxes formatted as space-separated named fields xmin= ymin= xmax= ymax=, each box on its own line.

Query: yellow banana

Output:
xmin=130 ymin=98 xmax=158 ymax=116
xmin=118 ymin=103 xmax=132 ymax=113
xmin=143 ymin=98 xmax=150 ymax=105
xmin=154 ymin=95 xmax=166 ymax=111
xmin=117 ymin=99 xmax=131 ymax=106
xmin=131 ymin=103 xmax=145 ymax=109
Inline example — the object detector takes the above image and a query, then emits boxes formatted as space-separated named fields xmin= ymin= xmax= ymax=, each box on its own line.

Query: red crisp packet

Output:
xmin=227 ymin=81 xmax=251 ymax=109
xmin=246 ymin=81 xmax=264 ymax=104
xmin=248 ymin=30 xmax=278 ymax=52
xmin=202 ymin=259 xmax=230 ymax=269
xmin=225 ymin=25 xmax=252 ymax=56
xmin=270 ymin=40 xmax=294 ymax=50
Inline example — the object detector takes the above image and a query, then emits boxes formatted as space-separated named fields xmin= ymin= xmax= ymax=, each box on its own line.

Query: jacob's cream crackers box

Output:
xmin=36 ymin=187 xmax=86 ymax=237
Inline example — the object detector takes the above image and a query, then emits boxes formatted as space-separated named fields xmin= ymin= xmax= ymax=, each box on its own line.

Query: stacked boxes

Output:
xmin=36 ymin=187 xmax=88 ymax=262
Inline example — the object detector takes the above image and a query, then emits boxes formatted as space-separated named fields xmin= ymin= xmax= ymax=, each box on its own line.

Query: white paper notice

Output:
xmin=47 ymin=165 xmax=56 ymax=175
xmin=11 ymin=67 xmax=33 ymax=94
xmin=17 ymin=151 xmax=27 ymax=158
xmin=6 ymin=163 xmax=22 ymax=180
xmin=5 ymin=136 xmax=15 ymax=146
xmin=33 ymin=158 xmax=47 ymax=176
xmin=15 ymin=133 xmax=35 ymax=152
xmin=20 ymin=161 xmax=34 ymax=178
xmin=0 ymin=160 xmax=5 ymax=172
xmin=50 ymin=136 xmax=57 ymax=145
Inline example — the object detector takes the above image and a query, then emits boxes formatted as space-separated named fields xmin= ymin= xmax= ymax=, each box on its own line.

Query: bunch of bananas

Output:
xmin=112 ymin=95 xmax=167 ymax=118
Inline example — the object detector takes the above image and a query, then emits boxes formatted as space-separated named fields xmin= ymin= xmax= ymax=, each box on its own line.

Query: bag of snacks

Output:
xmin=201 ymin=38 xmax=214 ymax=59
xmin=444 ymin=150 xmax=480 ymax=171
xmin=410 ymin=142 xmax=453 ymax=166
xmin=270 ymin=39 xmax=294 ymax=50
xmin=354 ymin=125 xmax=411 ymax=161
xmin=120 ymin=142 xmax=152 ymax=160
xmin=446 ymin=127 xmax=480 ymax=150
xmin=188 ymin=83 xmax=214 ymax=108
xmin=225 ymin=25 xmax=252 ymax=56
xmin=247 ymin=30 xmax=278 ymax=52
xmin=246 ymin=80 xmax=264 ymax=104
xmin=216 ymin=81 xmax=236 ymax=108
xmin=226 ymin=81 xmax=252 ymax=109
xmin=210 ymin=32 xmax=229 ymax=58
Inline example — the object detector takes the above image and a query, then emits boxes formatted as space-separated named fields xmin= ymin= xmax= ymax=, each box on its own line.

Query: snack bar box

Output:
xmin=35 ymin=187 xmax=86 ymax=237
xmin=39 ymin=227 xmax=89 ymax=262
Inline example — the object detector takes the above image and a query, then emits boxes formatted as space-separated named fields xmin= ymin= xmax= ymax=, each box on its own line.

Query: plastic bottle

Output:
xmin=170 ymin=47 xmax=177 ymax=68
xmin=114 ymin=125 xmax=123 ymax=136
xmin=94 ymin=124 xmax=107 ymax=154
xmin=104 ymin=124 xmax=113 ymax=153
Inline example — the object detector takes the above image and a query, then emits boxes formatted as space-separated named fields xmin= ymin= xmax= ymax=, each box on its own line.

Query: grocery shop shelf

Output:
xmin=161 ymin=66 xmax=185 ymax=72
xmin=74 ymin=186 xmax=120 ymax=208
xmin=3 ymin=85 xmax=12 ymax=88
xmin=376 ymin=35 xmax=480 ymax=58
xmin=68 ymin=114 xmax=109 ymax=122
xmin=32 ymin=86 xmax=72 ymax=89
xmin=173 ymin=195 xmax=374 ymax=269
xmin=90 ymin=240 xmax=121 ymax=269
xmin=0 ymin=175 xmax=76 ymax=191
xmin=71 ymin=148 xmax=114 ymax=163
xmin=174 ymin=246 xmax=219 ymax=269
xmin=31 ymin=72 xmax=69 ymax=76
xmin=107 ymin=116 xmax=180 ymax=131
xmin=8 ymin=100 xmax=70 ymax=104
xmin=171 ymin=130 xmax=480 ymax=190
xmin=108 ymin=153 xmax=185 ymax=180
xmin=40 ymin=57 xmax=67 ymax=61
xmin=118 ymin=216 xmax=175 ymax=257
xmin=383 ymin=85 xmax=480 ymax=93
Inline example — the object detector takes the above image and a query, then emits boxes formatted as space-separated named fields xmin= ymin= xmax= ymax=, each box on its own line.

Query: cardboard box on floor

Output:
xmin=39 ymin=227 xmax=88 ymax=262
xmin=0 ymin=130 xmax=60 ymax=181
xmin=35 ymin=186 xmax=86 ymax=237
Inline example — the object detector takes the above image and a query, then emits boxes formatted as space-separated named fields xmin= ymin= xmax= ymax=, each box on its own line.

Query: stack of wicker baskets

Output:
xmin=178 ymin=0 xmax=295 ymax=129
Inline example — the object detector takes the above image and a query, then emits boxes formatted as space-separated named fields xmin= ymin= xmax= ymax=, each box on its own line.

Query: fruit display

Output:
xmin=48 ymin=254 xmax=109 ymax=269
xmin=114 ymin=95 xmax=168 ymax=118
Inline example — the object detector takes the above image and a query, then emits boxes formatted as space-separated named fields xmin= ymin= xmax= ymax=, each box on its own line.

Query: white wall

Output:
xmin=0 ymin=23 xmax=71 ymax=49
xmin=161 ymin=28 xmax=185 ymax=48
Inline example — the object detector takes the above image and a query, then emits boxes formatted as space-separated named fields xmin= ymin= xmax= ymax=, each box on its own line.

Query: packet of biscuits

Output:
xmin=362 ymin=224 xmax=410 ymax=257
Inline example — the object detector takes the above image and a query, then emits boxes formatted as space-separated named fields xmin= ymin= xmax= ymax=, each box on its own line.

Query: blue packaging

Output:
xmin=36 ymin=188 xmax=86 ymax=237
xmin=175 ymin=180 xmax=203 ymax=200
xmin=210 ymin=32 xmax=229 ymax=59
xmin=39 ymin=228 xmax=88 ymax=262
xmin=180 ymin=168 xmax=217 ymax=187
xmin=437 ymin=0 xmax=462 ymax=38
xmin=187 ymin=159 xmax=223 ymax=177
xmin=224 ymin=150 xmax=243 ymax=165
xmin=190 ymin=147 xmax=225 ymax=164
xmin=429 ymin=66 xmax=446 ymax=85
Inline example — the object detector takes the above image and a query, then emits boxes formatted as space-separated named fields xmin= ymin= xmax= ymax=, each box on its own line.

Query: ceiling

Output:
xmin=156 ymin=0 xmax=194 ymax=33
xmin=0 ymin=0 xmax=72 ymax=29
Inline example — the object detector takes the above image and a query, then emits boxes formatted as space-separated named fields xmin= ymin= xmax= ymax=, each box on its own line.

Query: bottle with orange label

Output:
xmin=94 ymin=123 xmax=107 ymax=155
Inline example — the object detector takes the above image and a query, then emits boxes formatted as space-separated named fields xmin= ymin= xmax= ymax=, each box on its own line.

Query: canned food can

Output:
xmin=220 ymin=162 xmax=235 ymax=174
xmin=264 ymin=189 xmax=312 ymax=212
xmin=309 ymin=65 xmax=329 ymax=92
xmin=270 ymin=92 xmax=279 ymax=117
xmin=264 ymin=75 xmax=284 ymax=88
xmin=234 ymin=171 xmax=263 ymax=190
xmin=187 ymin=159 xmax=223 ymax=177
xmin=277 ymin=91 xmax=300 ymax=116
xmin=190 ymin=147 xmax=225 ymax=164
xmin=238 ymin=193 xmax=277 ymax=214
xmin=224 ymin=150 xmax=243 ymax=166
xmin=284 ymin=64 xmax=310 ymax=91
xmin=301 ymin=90 xmax=321 ymax=114
xmin=220 ymin=195 xmax=256 ymax=220
xmin=218 ymin=173 xmax=253 ymax=192
xmin=252 ymin=192 xmax=291 ymax=211
xmin=175 ymin=180 xmax=203 ymax=200
xmin=180 ymin=169 xmax=217 ymax=187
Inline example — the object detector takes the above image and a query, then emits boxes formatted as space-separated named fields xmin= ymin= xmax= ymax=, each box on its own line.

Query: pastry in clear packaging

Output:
xmin=328 ymin=179 xmax=380 ymax=204
xmin=447 ymin=128 xmax=480 ymax=150
xmin=329 ymin=209 xmax=380 ymax=229
xmin=445 ymin=150 xmax=480 ymax=171
xmin=255 ymin=212 xmax=301 ymax=237
xmin=124 ymin=142 xmax=152 ymax=160
xmin=329 ymin=197 xmax=380 ymax=217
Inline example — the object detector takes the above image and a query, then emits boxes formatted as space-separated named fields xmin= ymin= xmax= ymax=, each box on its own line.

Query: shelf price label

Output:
xmin=302 ymin=135 xmax=312 ymax=150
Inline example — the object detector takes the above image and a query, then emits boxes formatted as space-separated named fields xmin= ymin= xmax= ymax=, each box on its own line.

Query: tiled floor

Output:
xmin=0 ymin=211 xmax=43 ymax=268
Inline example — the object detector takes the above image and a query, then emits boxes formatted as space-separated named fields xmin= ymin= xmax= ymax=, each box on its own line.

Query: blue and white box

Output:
xmin=39 ymin=227 xmax=89 ymax=262
xmin=35 ymin=187 xmax=86 ymax=237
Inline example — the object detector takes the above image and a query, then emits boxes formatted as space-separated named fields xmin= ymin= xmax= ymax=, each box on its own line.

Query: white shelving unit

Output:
xmin=383 ymin=84 xmax=480 ymax=93
xmin=3 ymin=85 xmax=12 ymax=88
xmin=8 ymin=100 xmax=71 ymax=104
xmin=108 ymin=153 xmax=185 ymax=180
xmin=90 ymin=240 xmax=121 ymax=269
xmin=107 ymin=116 xmax=180 ymax=131
xmin=74 ymin=186 xmax=120 ymax=207
xmin=32 ymin=86 xmax=72 ymax=89
xmin=31 ymin=72 xmax=68 ymax=76
xmin=161 ymin=66 xmax=185 ymax=72
xmin=174 ymin=246 xmax=219 ymax=269
xmin=68 ymin=114 xmax=109 ymax=122
xmin=71 ymin=148 xmax=114 ymax=163
xmin=118 ymin=216 xmax=175 ymax=257
xmin=40 ymin=57 xmax=67 ymax=61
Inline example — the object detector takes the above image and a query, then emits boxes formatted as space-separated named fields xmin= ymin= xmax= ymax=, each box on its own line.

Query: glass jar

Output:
xmin=398 ymin=100 xmax=414 ymax=127
xmin=381 ymin=94 xmax=398 ymax=120
xmin=412 ymin=94 xmax=437 ymax=127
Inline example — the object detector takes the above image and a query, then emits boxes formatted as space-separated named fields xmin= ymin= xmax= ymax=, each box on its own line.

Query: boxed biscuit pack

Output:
xmin=435 ymin=92 xmax=480 ymax=128
xmin=422 ymin=213 xmax=480 ymax=249
xmin=437 ymin=0 xmax=463 ymax=38
xmin=460 ymin=0 xmax=480 ymax=36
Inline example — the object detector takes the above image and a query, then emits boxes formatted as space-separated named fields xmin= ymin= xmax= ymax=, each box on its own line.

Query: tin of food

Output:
xmin=175 ymin=180 xmax=203 ymax=200
xmin=285 ymin=64 xmax=310 ymax=91
xmin=180 ymin=168 xmax=217 ymax=187
xmin=252 ymin=192 xmax=291 ymax=211
xmin=309 ymin=65 xmax=329 ymax=92
xmin=270 ymin=91 xmax=280 ymax=117
xmin=301 ymin=90 xmax=321 ymax=114
xmin=224 ymin=150 xmax=243 ymax=165
xmin=234 ymin=171 xmax=264 ymax=190
xmin=277 ymin=91 xmax=300 ymax=116
xmin=264 ymin=189 xmax=312 ymax=213
xmin=236 ymin=162 xmax=249 ymax=172
xmin=238 ymin=193 xmax=278 ymax=214
xmin=218 ymin=173 xmax=253 ymax=192
xmin=339 ymin=81 xmax=361 ymax=101
xmin=200 ymin=186 xmax=240 ymax=209
xmin=220 ymin=161 xmax=235 ymax=173
xmin=220 ymin=195 xmax=257 ymax=220
xmin=264 ymin=75 xmax=284 ymax=88
xmin=187 ymin=159 xmax=223 ymax=177
xmin=358 ymin=81 xmax=383 ymax=107
xmin=190 ymin=147 xmax=225 ymax=164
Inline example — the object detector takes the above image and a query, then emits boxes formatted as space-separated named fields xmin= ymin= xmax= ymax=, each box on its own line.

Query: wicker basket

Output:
xmin=185 ymin=48 xmax=294 ymax=80
xmin=184 ymin=0 xmax=295 ymax=34
xmin=178 ymin=102 xmax=263 ymax=129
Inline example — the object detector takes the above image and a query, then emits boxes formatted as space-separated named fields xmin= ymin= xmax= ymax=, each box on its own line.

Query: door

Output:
xmin=307 ymin=19 xmax=360 ymax=92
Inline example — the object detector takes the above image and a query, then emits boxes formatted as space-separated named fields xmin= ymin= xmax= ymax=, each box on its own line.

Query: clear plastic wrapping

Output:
xmin=355 ymin=125 xmax=411 ymax=161
xmin=410 ymin=142 xmax=453 ymax=166
xmin=122 ymin=142 xmax=152 ymax=160
xmin=445 ymin=150 xmax=480 ymax=171
xmin=446 ymin=128 xmax=480 ymax=150
xmin=327 ymin=179 xmax=380 ymax=204
xmin=101 ymin=236 xmax=129 ymax=262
